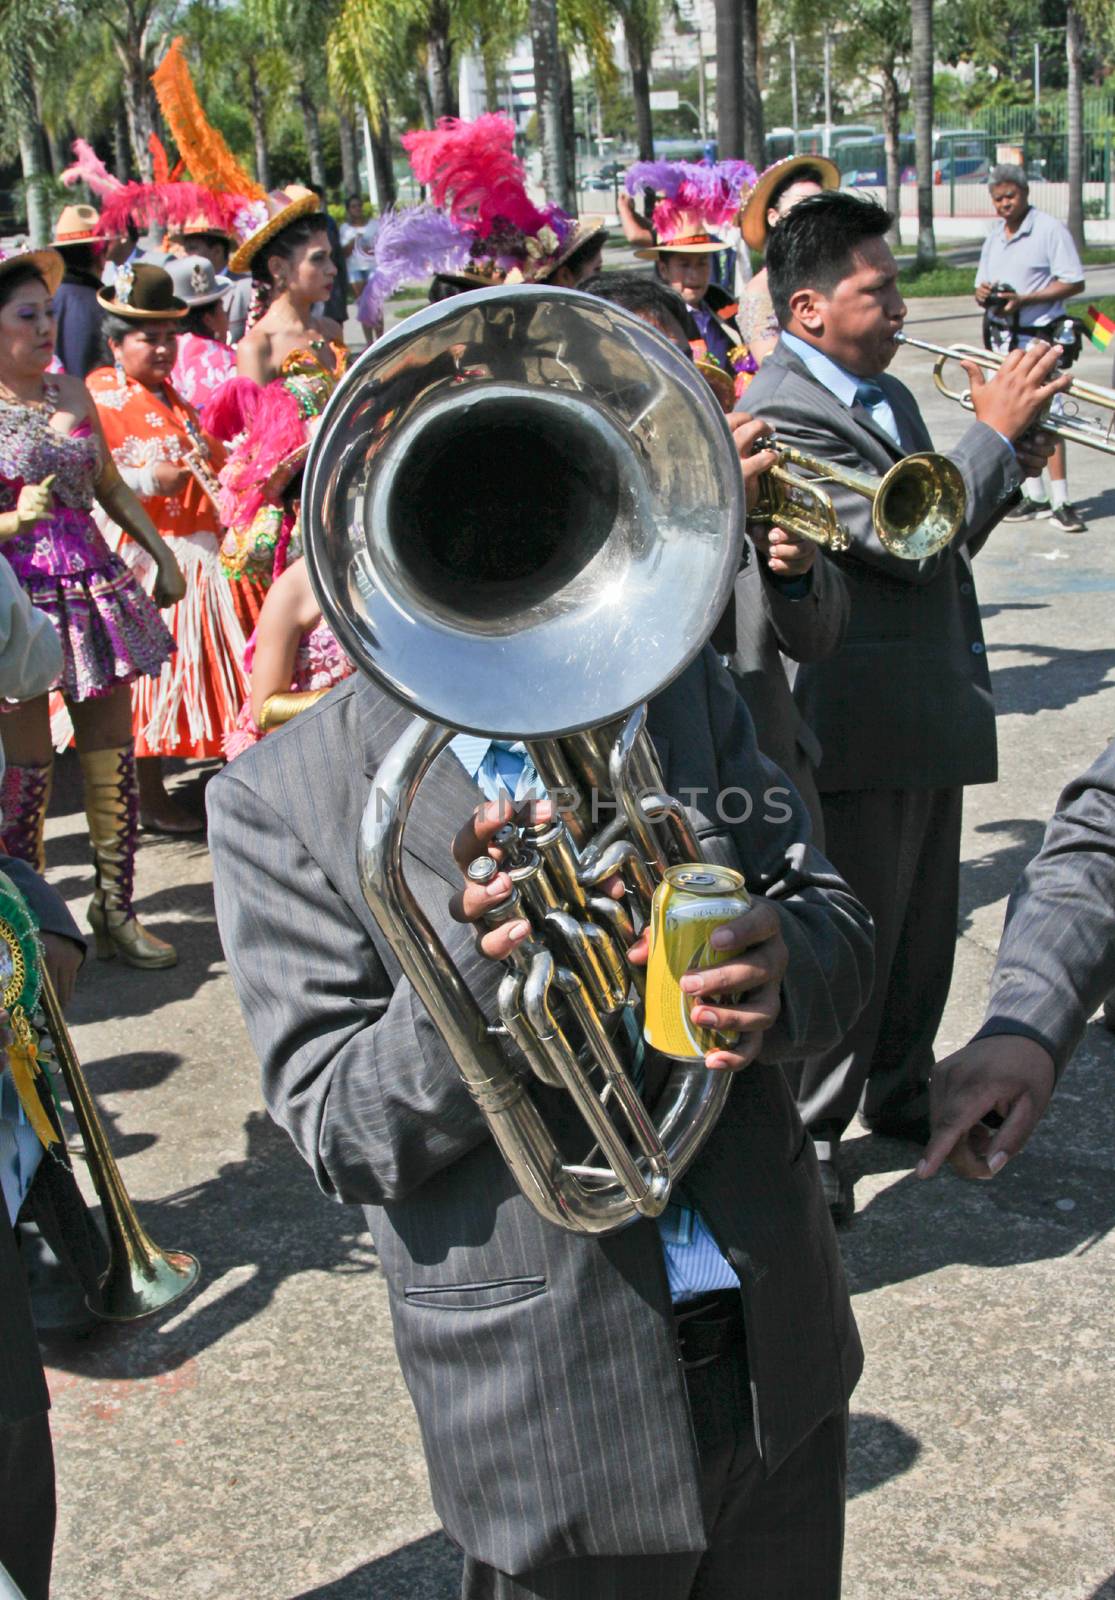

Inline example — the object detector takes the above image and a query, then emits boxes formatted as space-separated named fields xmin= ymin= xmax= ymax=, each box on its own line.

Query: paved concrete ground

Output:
xmin=38 ymin=280 xmax=1115 ymax=1600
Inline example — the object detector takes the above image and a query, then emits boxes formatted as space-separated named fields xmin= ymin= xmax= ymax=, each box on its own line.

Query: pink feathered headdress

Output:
xmin=61 ymin=137 xmax=248 ymax=241
xmin=402 ymin=115 xmax=573 ymax=264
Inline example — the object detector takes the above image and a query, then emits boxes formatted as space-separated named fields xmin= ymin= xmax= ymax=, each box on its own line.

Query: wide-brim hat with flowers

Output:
xmin=740 ymin=154 xmax=840 ymax=252
xmin=229 ymin=186 xmax=323 ymax=275
xmin=531 ymin=218 xmax=609 ymax=281
xmin=96 ymin=261 xmax=188 ymax=319
xmin=627 ymin=159 xmax=756 ymax=258
xmin=52 ymin=203 xmax=110 ymax=249
xmin=0 ymin=245 xmax=65 ymax=297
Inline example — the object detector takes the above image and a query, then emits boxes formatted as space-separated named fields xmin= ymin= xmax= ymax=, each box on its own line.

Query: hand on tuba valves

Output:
xmin=453 ymin=796 xmax=789 ymax=1076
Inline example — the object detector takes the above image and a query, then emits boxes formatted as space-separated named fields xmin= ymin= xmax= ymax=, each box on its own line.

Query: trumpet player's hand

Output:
xmin=751 ymin=523 xmax=815 ymax=579
xmin=449 ymin=797 xmax=624 ymax=962
xmin=727 ymin=412 xmax=778 ymax=511
xmin=40 ymin=931 xmax=83 ymax=1010
xmin=964 ymin=340 xmax=1069 ymax=443
xmin=627 ymin=898 xmax=788 ymax=1071
xmin=1014 ymin=427 xmax=1056 ymax=480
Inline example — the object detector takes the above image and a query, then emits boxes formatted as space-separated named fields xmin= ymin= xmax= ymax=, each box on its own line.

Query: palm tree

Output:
xmin=910 ymin=0 xmax=935 ymax=269
xmin=610 ymin=0 xmax=663 ymax=161
xmin=7 ymin=39 xmax=52 ymax=243
xmin=741 ymin=0 xmax=763 ymax=167
xmin=713 ymin=0 xmax=742 ymax=159
xmin=532 ymin=0 xmax=569 ymax=206
xmin=1066 ymin=1 xmax=1085 ymax=251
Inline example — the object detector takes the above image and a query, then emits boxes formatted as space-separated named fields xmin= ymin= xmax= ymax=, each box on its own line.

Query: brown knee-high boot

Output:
xmin=0 ymin=759 xmax=54 ymax=871
xmin=79 ymin=746 xmax=177 ymax=969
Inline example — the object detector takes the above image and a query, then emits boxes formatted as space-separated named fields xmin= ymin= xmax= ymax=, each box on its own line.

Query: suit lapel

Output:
xmin=358 ymin=678 xmax=483 ymax=890
xmin=769 ymin=340 xmax=908 ymax=462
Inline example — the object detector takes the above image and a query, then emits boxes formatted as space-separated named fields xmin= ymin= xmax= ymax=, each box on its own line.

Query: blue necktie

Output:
xmin=853 ymin=378 xmax=900 ymax=447
xmin=853 ymin=378 xmax=888 ymax=411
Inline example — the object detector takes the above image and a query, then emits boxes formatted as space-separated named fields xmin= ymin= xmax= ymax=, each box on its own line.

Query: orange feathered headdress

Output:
xmin=151 ymin=38 xmax=265 ymax=201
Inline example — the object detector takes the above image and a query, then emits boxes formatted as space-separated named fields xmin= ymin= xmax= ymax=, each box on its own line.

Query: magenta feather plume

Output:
xmin=402 ymin=115 xmax=570 ymax=245
xmin=625 ymin=158 xmax=756 ymax=229
xmin=357 ymin=204 xmax=473 ymax=326
xmin=60 ymin=138 xmax=123 ymax=198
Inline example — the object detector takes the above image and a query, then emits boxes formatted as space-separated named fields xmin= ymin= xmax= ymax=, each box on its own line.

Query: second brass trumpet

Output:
xmin=749 ymin=440 xmax=967 ymax=561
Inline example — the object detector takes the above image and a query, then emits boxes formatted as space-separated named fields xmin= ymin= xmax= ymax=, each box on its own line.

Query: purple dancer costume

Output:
xmin=0 ymin=396 xmax=174 ymax=703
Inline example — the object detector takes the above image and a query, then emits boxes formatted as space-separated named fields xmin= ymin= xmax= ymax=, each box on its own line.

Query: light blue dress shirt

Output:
xmin=449 ymin=734 xmax=739 ymax=1303
xmin=781 ymin=330 xmax=902 ymax=445
xmin=781 ymin=328 xmax=1015 ymax=459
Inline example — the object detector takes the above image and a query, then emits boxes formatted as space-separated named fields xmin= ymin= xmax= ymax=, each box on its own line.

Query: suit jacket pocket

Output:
xmin=403 ymin=1275 xmax=547 ymax=1310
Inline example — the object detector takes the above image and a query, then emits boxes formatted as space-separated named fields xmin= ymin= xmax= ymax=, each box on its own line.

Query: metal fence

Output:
xmin=836 ymin=130 xmax=1114 ymax=223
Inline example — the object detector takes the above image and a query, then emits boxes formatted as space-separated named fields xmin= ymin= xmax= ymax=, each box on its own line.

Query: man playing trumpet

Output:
xmin=742 ymin=189 xmax=1067 ymax=1222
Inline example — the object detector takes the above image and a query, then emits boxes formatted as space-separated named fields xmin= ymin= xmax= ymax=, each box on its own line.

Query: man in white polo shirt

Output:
xmin=976 ymin=163 xmax=1086 ymax=532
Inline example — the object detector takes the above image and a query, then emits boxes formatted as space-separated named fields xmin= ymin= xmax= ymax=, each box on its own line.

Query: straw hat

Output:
xmin=740 ymin=154 xmax=840 ymax=253
xmin=229 ymin=186 xmax=323 ymax=275
xmin=633 ymin=212 xmax=726 ymax=258
xmin=96 ymin=261 xmax=188 ymax=319
xmin=52 ymin=203 xmax=109 ymax=248
xmin=534 ymin=219 xmax=609 ymax=281
xmin=0 ymin=245 xmax=65 ymax=297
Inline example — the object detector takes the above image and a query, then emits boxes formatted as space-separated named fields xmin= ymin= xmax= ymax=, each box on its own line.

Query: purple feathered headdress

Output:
xmin=625 ymin=159 xmax=756 ymax=238
xmin=357 ymin=204 xmax=474 ymax=327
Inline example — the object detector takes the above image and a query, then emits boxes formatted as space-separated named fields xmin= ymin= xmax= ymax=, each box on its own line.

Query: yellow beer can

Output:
xmin=643 ymin=864 xmax=751 ymax=1061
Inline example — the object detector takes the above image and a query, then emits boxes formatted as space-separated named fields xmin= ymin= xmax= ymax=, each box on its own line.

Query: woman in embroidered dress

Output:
xmin=232 ymin=188 xmax=345 ymax=388
xmin=166 ymin=254 xmax=235 ymax=409
xmin=0 ymin=248 xmax=186 ymax=969
xmin=87 ymin=262 xmax=248 ymax=835
xmin=224 ymin=558 xmax=352 ymax=758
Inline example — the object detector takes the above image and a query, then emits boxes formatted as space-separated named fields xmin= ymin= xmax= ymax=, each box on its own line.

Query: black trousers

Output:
xmin=461 ymin=1295 xmax=847 ymax=1599
xmin=785 ymin=784 xmax=964 ymax=1139
xmin=0 ymin=1409 xmax=55 ymax=1600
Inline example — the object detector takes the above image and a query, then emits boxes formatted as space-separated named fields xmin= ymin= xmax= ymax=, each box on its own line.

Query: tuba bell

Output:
xmin=303 ymin=286 xmax=746 ymax=1236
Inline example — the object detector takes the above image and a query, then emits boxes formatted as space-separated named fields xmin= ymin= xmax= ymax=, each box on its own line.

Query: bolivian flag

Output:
xmin=1082 ymin=304 xmax=1115 ymax=350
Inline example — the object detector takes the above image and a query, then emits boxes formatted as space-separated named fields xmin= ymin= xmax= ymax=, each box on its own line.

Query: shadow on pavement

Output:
xmin=987 ymin=642 xmax=1115 ymax=719
xmin=42 ymin=1110 xmax=377 ymax=1381
xmin=847 ymin=1411 xmax=920 ymax=1499
xmin=957 ymin=814 xmax=1047 ymax=933
xmin=288 ymin=1534 xmax=463 ymax=1599
xmin=841 ymin=1028 xmax=1115 ymax=1296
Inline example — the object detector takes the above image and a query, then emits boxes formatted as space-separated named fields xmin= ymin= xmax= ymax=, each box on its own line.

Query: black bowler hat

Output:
xmin=96 ymin=262 xmax=188 ymax=320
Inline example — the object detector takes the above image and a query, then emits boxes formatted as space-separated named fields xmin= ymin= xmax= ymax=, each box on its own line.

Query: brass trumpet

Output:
xmin=750 ymin=441 xmax=967 ymax=561
xmin=896 ymin=332 xmax=1115 ymax=455
xmin=37 ymin=973 xmax=200 ymax=1321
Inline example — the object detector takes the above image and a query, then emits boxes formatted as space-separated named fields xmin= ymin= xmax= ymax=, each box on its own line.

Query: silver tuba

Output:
xmin=302 ymin=287 xmax=745 ymax=1236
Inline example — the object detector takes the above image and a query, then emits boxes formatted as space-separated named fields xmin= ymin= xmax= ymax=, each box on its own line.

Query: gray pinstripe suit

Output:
xmin=208 ymin=646 xmax=872 ymax=1584
xmin=974 ymin=738 xmax=1115 ymax=1073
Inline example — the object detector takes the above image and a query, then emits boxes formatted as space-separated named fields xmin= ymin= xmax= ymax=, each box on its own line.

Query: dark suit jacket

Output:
xmin=726 ymin=551 xmax=849 ymax=842
xmin=742 ymin=340 xmax=1021 ymax=793
xmin=976 ymin=738 xmax=1115 ymax=1077
xmin=1 ymin=860 xmax=88 ymax=1426
xmin=209 ymin=650 xmax=873 ymax=1573
xmin=55 ymin=273 xmax=105 ymax=380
